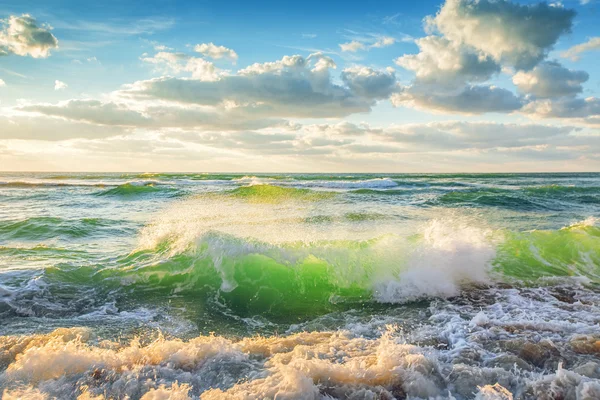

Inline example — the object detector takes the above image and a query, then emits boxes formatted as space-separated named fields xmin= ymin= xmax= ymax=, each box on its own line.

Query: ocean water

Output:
xmin=0 ymin=172 xmax=599 ymax=399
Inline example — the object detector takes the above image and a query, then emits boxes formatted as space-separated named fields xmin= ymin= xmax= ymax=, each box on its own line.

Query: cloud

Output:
xmin=339 ymin=40 xmax=366 ymax=52
xmin=340 ymin=36 xmax=397 ymax=53
xmin=395 ymin=36 xmax=499 ymax=86
xmin=2 ymin=116 xmax=598 ymax=170
xmin=54 ymin=17 xmax=174 ymax=36
xmin=391 ymin=0 xmax=584 ymax=116
xmin=0 ymin=14 xmax=59 ymax=58
xmin=168 ymin=130 xmax=298 ymax=155
xmin=561 ymin=37 xmax=600 ymax=61
xmin=340 ymin=66 xmax=397 ymax=99
xmin=194 ymin=42 xmax=238 ymax=62
xmin=18 ymin=99 xmax=289 ymax=131
xmin=122 ymin=53 xmax=385 ymax=119
xmin=512 ymin=61 xmax=588 ymax=98
xmin=302 ymin=33 xmax=317 ymax=39
xmin=522 ymin=96 xmax=600 ymax=120
xmin=371 ymin=36 xmax=396 ymax=48
xmin=141 ymin=51 xmax=220 ymax=81
xmin=20 ymin=100 xmax=150 ymax=126
xmin=392 ymin=85 xmax=523 ymax=114
xmin=306 ymin=121 xmax=382 ymax=137
xmin=425 ymin=0 xmax=575 ymax=69
xmin=0 ymin=79 xmax=5 ymax=87
xmin=376 ymin=121 xmax=580 ymax=150
xmin=0 ymin=114 xmax=127 ymax=141
xmin=54 ymin=80 xmax=68 ymax=91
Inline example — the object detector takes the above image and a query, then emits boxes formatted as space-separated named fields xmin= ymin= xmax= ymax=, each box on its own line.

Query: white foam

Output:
xmin=373 ymin=218 xmax=495 ymax=303
xmin=281 ymin=177 xmax=399 ymax=189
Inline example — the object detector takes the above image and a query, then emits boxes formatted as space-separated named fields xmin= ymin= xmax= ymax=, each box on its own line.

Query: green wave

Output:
xmin=434 ymin=189 xmax=546 ymax=210
xmin=0 ymin=217 xmax=132 ymax=240
xmin=36 ymin=223 xmax=600 ymax=322
xmin=434 ymin=186 xmax=600 ymax=209
xmin=96 ymin=183 xmax=179 ymax=197
xmin=350 ymin=189 xmax=409 ymax=195
xmin=525 ymin=185 xmax=600 ymax=195
xmin=227 ymin=185 xmax=336 ymax=203
xmin=495 ymin=222 xmax=600 ymax=281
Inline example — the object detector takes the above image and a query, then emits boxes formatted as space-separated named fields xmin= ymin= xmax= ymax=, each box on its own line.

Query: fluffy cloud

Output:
xmin=141 ymin=51 xmax=220 ymax=81
xmin=522 ymin=97 xmax=600 ymax=119
xmin=0 ymin=79 xmax=5 ymax=87
xmin=561 ymin=37 xmax=600 ymax=61
xmin=54 ymin=80 xmax=68 ymax=91
xmin=371 ymin=36 xmax=396 ymax=48
xmin=425 ymin=0 xmax=575 ymax=69
xmin=340 ymin=66 xmax=397 ymax=99
xmin=339 ymin=40 xmax=366 ymax=52
xmin=123 ymin=53 xmax=391 ymax=119
xmin=391 ymin=0 xmax=584 ymax=116
xmin=0 ymin=14 xmax=58 ymax=58
xmin=395 ymin=36 xmax=499 ymax=85
xmin=512 ymin=61 xmax=588 ymax=98
xmin=194 ymin=42 xmax=238 ymax=62
xmin=392 ymin=85 xmax=522 ymax=114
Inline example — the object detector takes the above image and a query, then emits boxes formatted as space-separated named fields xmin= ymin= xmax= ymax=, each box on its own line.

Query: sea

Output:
xmin=0 ymin=172 xmax=599 ymax=399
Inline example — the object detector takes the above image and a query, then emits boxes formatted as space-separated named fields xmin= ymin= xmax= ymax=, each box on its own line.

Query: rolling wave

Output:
xmin=12 ymin=217 xmax=596 ymax=322
xmin=0 ymin=217 xmax=133 ymax=240
xmin=95 ymin=182 xmax=181 ymax=197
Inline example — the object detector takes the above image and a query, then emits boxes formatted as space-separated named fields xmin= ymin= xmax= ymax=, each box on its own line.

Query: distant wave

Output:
xmin=0 ymin=216 xmax=134 ymax=240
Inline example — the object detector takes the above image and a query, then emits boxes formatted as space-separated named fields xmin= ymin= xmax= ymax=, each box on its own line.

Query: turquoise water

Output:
xmin=0 ymin=173 xmax=599 ymax=399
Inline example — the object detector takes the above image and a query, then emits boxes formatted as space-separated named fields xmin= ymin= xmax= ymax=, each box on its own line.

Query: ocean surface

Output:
xmin=0 ymin=172 xmax=599 ymax=399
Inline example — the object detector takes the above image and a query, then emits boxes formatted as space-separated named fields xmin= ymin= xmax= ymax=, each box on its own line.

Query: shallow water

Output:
xmin=0 ymin=172 xmax=599 ymax=399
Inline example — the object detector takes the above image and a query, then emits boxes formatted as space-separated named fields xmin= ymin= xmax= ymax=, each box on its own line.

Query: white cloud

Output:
xmin=512 ymin=61 xmax=588 ymax=98
xmin=371 ymin=36 xmax=396 ymax=48
xmin=391 ymin=85 xmax=523 ymax=114
xmin=425 ymin=0 xmax=575 ymax=69
xmin=18 ymin=99 xmax=289 ymax=131
xmin=391 ymin=0 xmax=587 ymax=116
xmin=522 ymin=96 xmax=600 ymax=121
xmin=0 ymin=114 xmax=127 ymax=140
xmin=1 ymin=116 xmax=598 ymax=170
xmin=21 ymin=100 xmax=149 ymax=126
xmin=340 ymin=66 xmax=397 ymax=99
xmin=54 ymin=80 xmax=68 ymax=91
xmin=0 ymin=79 xmax=5 ymax=87
xmin=340 ymin=36 xmax=397 ymax=53
xmin=123 ymin=53 xmax=385 ymax=119
xmin=560 ymin=37 xmax=600 ymax=61
xmin=376 ymin=121 xmax=581 ymax=150
xmin=395 ymin=36 xmax=499 ymax=86
xmin=339 ymin=40 xmax=366 ymax=52
xmin=194 ymin=42 xmax=238 ymax=62
xmin=141 ymin=51 xmax=220 ymax=81
xmin=0 ymin=14 xmax=58 ymax=58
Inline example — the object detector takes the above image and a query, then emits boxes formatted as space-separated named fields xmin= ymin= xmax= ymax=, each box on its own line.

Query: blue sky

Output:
xmin=0 ymin=0 xmax=599 ymax=172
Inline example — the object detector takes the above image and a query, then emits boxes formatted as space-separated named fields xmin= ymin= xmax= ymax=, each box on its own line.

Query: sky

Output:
xmin=0 ymin=0 xmax=599 ymax=172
